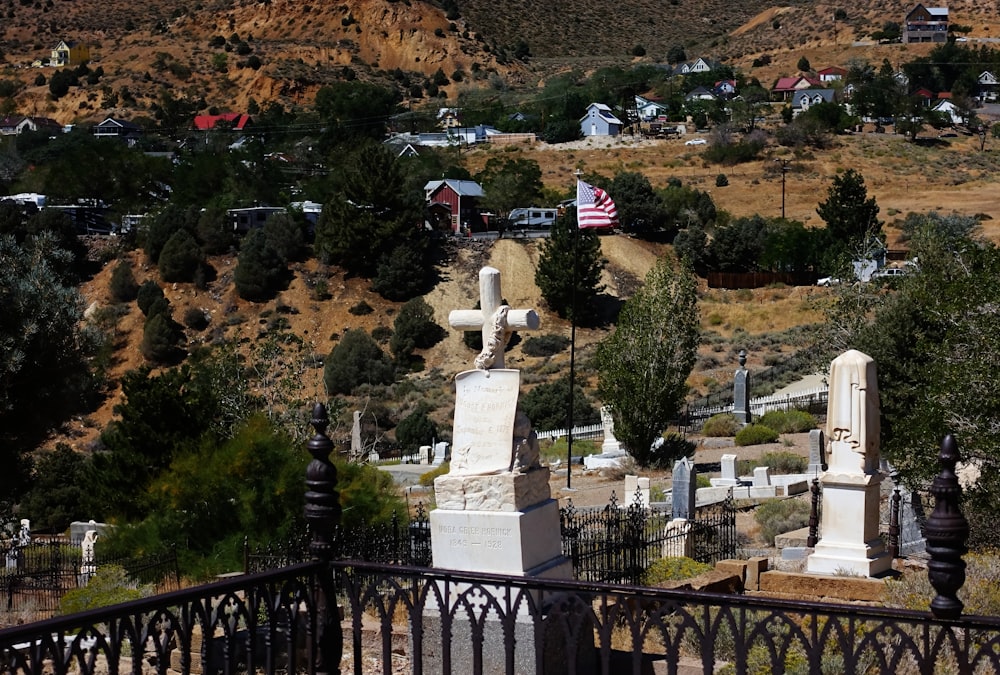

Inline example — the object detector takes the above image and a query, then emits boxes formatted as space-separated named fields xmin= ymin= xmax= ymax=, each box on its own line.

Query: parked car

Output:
xmin=871 ymin=267 xmax=908 ymax=282
xmin=816 ymin=276 xmax=842 ymax=287
xmin=684 ymin=138 xmax=707 ymax=146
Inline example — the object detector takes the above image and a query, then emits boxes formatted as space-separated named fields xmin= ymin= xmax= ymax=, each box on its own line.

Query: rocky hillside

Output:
xmin=3 ymin=0 xmax=1000 ymax=126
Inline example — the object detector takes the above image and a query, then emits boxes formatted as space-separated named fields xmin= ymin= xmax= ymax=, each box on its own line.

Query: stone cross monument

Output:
xmin=425 ymin=267 xmax=577 ymax=674
xmin=431 ymin=266 xmax=568 ymax=576
xmin=806 ymin=349 xmax=892 ymax=577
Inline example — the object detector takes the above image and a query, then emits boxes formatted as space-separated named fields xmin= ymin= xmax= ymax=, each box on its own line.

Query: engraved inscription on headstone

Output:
xmin=449 ymin=369 xmax=521 ymax=476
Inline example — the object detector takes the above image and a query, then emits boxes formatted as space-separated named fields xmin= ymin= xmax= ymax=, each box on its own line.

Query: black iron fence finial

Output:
xmin=926 ymin=434 xmax=970 ymax=620
xmin=304 ymin=402 xmax=342 ymax=675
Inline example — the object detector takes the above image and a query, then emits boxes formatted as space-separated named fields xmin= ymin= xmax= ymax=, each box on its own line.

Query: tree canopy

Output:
xmin=826 ymin=215 xmax=1000 ymax=549
xmin=534 ymin=210 xmax=606 ymax=323
xmin=816 ymin=169 xmax=881 ymax=252
xmin=596 ymin=256 xmax=699 ymax=466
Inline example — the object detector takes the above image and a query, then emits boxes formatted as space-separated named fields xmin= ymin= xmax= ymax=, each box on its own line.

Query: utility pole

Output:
xmin=775 ymin=159 xmax=791 ymax=219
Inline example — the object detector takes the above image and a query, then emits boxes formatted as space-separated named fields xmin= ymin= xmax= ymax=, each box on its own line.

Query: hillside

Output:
xmin=3 ymin=0 xmax=1000 ymax=125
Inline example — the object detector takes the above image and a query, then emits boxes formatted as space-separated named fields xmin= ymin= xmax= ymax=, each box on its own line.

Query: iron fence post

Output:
xmin=925 ymin=434 xmax=969 ymax=620
xmin=888 ymin=486 xmax=901 ymax=559
xmin=305 ymin=403 xmax=342 ymax=675
xmin=807 ymin=477 xmax=820 ymax=548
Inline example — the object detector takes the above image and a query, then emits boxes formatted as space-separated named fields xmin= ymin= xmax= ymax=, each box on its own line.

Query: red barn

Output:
xmin=423 ymin=179 xmax=488 ymax=234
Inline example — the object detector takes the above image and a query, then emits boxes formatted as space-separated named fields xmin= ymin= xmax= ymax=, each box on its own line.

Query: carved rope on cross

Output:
xmin=448 ymin=266 xmax=540 ymax=371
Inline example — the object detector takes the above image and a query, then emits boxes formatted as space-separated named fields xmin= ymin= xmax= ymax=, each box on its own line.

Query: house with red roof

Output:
xmin=771 ymin=76 xmax=823 ymax=102
xmin=193 ymin=113 xmax=252 ymax=131
xmin=818 ymin=66 xmax=847 ymax=83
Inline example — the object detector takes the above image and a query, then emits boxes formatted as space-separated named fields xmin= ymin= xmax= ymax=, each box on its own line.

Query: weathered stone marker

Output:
xmin=806 ymin=349 xmax=892 ymax=577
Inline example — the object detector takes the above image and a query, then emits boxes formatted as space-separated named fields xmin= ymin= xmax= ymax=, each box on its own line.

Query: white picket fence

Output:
xmin=690 ymin=386 xmax=829 ymax=424
xmin=534 ymin=386 xmax=830 ymax=440
xmin=536 ymin=423 xmax=604 ymax=442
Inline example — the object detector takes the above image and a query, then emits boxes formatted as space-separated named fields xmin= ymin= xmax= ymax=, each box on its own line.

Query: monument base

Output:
xmin=434 ymin=467 xmax=550 ymax=512
xmin=418 ymin=593 xmax=595 ymax=675
xmin=806 ymin=471 xmax=892 ymax=578
xmin=430 ymin=499 xmax=569 ymax=576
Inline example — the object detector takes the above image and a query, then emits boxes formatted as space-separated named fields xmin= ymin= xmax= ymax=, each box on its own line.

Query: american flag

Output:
xmin=576 ymin=180 xmax=619 ymax=229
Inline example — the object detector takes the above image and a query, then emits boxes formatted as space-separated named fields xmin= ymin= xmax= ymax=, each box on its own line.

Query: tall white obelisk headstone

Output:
xmin=806 ymin=349 xmax=892 ymax=577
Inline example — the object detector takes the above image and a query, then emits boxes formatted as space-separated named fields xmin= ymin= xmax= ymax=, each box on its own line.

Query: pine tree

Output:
xmin=314 ymin=142 xmax=423 ymax=277
xmin=141 ymin=310 xmax=185 ymax=364
xmin=158 ymin=228 xmax=204 ymax=283
xmin=816 ymin=169 xmax=881 ymax=249
xmin=534 ymin=210 xmax=605 ymax=323
xmin=234 ymin=228 xmax=285 ymax=301
xmin=323 ymin=329 xmax=396 ymax=395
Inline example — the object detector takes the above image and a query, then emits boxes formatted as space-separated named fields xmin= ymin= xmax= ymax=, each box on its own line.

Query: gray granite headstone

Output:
xmin=898 ymin=486 xmax=928 ymax=556
xmin=808 ymin=428 xmax=826 ymax=476
xmin=671 ymin=457 xmax=697 ymax=520
xmin=733 ymin=350 xmax=751 ymax=425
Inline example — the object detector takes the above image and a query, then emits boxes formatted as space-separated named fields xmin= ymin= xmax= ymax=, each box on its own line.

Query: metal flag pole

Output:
xmin=566 ymin=170 xmax=583 ymax=489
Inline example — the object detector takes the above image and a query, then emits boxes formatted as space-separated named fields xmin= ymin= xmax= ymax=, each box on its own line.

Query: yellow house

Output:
xmin=50 ymin=40 xmax=90 ymax=66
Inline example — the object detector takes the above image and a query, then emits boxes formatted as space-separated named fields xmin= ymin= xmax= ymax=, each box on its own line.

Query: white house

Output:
xmin=978 ymin=71 xmax=999 ymax=102
xmin=932 ymin=99 xmax=962 ymax=125
xmin=635 ymin=95 xmax=669 ymax=121
xmin=580 ymin=103 xmax=622 ymax=137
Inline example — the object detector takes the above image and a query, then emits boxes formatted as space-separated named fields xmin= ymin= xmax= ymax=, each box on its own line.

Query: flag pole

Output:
xmin=567 ymin=170 xmax=583 ymax=489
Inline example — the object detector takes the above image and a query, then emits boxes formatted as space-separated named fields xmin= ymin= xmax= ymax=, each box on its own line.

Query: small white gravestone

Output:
xmin=710 ymin=453 xmax=740 ymax=487
xmin=806 ymin=350 xmax=891 ymax=577
xmin=752 ymin=466 xmax=771 ymax=487
xmin=350 ymin=411 xmax=363 ymax=461
xmin=419 ymin=446 xmax=431 ymax=465
xmin=624 ymin=475 xmax=651 ymax=508
xmin=18 ymin=519 xmax=30 ymax=547
xmin=432 ymin=441 xmax=449 ymax=467
xmin=600 ymin=405 xmax=622 ymax=454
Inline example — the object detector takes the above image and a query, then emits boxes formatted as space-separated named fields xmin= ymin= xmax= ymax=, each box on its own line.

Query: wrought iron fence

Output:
xmin=559 ymin=494 xmax=736 ymax=584
xmin=0 ymin=561 xmax=323 ymax=675
xmin=245 ymin=506 xmax=432 ymax=573
xmin=0 ymin=540 xmax=179 ymax=619
xmin=335 ymin=560 xmax=1000 ymax=675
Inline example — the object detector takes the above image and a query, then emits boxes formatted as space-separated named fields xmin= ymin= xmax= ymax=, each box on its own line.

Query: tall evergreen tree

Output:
xmin=816 ymin=169 xmax=881 ymax=250
xmin=596 ymin=256 xmax=699 ymax=466
xmin=534 ymin=210 xmax=605 ymax=323
xmin=314 ymin=142 xmax=425 ymax=279
xmin=158 ymin=228 xmax=204 ymax=283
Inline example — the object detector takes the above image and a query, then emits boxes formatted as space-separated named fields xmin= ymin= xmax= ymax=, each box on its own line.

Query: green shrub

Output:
xmin=109 ymin=261 xmax=139 ymax=303
xmin=371 ymin=326 xmax=392 ymax=344
xmin=183 ymin=307 xmax=209 ymax=330
xmin=391 ymin=297 xmax=444 ymax=362
xmin=419 ymin=462 xmax=449 ymax=486
xmin=234 ymin=229 xmax=285 ymax=302
xmin=754 ymin=498 xmax=810 ymax=544
xmin=60 ymin=565 xmax=151 ymax=614
xmin=349 ymin=300 xmax=373 ymax=315
xmin=735 ymin=424 xmax=779 ymax=446
xmin=396 ymin=409 xmax=438 ymax=449
xmin=323 ymin=328 xmax=395 ymax=395
xmin=884 ymin=550 xmax=1000 ymax=613
xmin=703 ymin=413 xmax=741 ymax=437
xmin=136 ymin=279 xmax=164 ymax=316
xmin=522 ymin=334 xmax=571 ymax=357
xmin=158 ymin=229 xmax=204 ymax=283
xmin=644 ymin=556 xmax=713 ymax=585
xmin=738 ymin=451 xmax=807 ymax=476
xmin=715 ymin=173 xmax=729 ymax=187
xmin=647 ymin=432 xmax=697 ymax=469
xmin=757 ymin=409 xmax=817 ymax=434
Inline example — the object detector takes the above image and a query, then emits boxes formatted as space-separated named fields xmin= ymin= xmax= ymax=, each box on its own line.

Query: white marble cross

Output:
xmin=448 ymin=266 xmax=540 ymax=370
